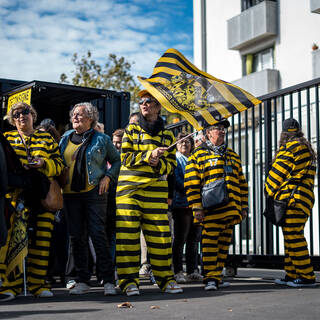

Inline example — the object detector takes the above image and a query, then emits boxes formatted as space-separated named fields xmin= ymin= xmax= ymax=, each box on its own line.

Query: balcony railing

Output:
xmin=227 ymin=0 xmax=278 ymax=51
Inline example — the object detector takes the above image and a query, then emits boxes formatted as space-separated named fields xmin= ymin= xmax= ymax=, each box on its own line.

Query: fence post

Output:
xmin=264 ymin=99 xmax=274 ymax=254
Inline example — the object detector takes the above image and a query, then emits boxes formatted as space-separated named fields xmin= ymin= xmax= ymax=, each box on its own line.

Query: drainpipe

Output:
xmin=201 ymin=0 xmax=207 ymax=72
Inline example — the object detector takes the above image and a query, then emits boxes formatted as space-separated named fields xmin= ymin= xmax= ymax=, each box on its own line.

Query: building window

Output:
xmin=243 ymin=47 xmax=274 ymax=75
xmin=241 ymin=0 xmax=276 ymax=11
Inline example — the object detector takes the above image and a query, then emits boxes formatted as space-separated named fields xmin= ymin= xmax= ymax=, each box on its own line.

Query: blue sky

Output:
xmin=0 ymin=0 xmax=193 ymax=85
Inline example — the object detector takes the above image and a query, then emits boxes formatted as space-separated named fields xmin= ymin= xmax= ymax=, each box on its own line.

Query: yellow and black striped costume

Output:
xmin=185 ymin=145 xmax=248 ymax=284
xmin=116 ymin=123 xmax=176 ymax=292
xmin=265 ymin=141 xmax=316 ymax=281
xmin=0 ymin=130 xmax=64 ymax=296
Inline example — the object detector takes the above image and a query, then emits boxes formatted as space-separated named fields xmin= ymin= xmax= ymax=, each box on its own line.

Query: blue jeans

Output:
xmin=64 ymin=186 xmax=114 ymax=284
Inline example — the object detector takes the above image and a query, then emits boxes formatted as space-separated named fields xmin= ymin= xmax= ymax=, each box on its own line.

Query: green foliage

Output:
xmin=60 ymin=51 xmax=141 ymax=108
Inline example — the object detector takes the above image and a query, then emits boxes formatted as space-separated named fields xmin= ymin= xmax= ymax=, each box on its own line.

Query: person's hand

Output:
xmin=149 ymin=156 xmax=160 ymax=166
xmin=241 ymin=209 xmax=248 ymax=219
xmin=167 ymin=198 xmax=172 ymax=206
xmin=99 ymin=176 xmax=111 ymax=195
xmin=194 ymin=209 xmax=205 ymax=222
xmin=27 ymin=157 xmax=45 ymax=169
xmin=151 ymin=147 xmax=168 ymax=159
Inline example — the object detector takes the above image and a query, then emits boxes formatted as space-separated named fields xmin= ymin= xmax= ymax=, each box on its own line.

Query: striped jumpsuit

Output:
xmin=0 ymin=130 xmax=64 ymax=296
xmin=116 ymin=123 xmax=176 ymax=292
xmin=185 ymin=145 xmax=248 ymax=284
xmin=265 ymin=141 xmax=316 ymax=281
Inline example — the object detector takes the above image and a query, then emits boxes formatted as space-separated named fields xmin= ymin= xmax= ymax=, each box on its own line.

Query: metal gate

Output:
xmin=167 ymin=77 xmax=320 ymax=270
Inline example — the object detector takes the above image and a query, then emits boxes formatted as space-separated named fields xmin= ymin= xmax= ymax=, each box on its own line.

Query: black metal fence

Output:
xmin=167 ymin=77 xmax=320 ymax=270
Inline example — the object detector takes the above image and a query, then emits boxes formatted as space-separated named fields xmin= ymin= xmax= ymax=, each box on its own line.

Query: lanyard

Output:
xmin=19 ymin=132 xmax=34 ymax=163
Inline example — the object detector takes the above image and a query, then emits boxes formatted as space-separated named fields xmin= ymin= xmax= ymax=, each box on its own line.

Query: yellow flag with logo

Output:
xmin=138 ymin=48 xmax=261 ymax=130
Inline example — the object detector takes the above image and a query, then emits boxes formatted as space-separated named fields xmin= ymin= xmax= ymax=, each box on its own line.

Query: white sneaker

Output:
xmin=69 ymin=282 xmax=90 ymax=295
xmin=187 ymin=270 xmax=203 ymax=281
xmin=164 ymin=281 xmax=183 ymax=294
xmin=0 ymin=292 xmax=15 ymax=302
xmin=104 ymin=283 xmax=117 ymax=296
xmin=125 ymin=284 xmax=140 ymax=296
xmin=139 ymin=264 xmax=151 ymax=277
xmin=204 ymin=281 xmax=218 ymax=291
xmin=175 ymin=271 xmax=187 ymax=284
xmin=66 ymin=279 xmax=76 ymax=289
xmin=38 ymin=290 xmax=54 ymax=298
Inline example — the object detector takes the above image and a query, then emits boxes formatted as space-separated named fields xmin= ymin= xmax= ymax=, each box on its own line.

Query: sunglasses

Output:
xmin=139 ymin=98 xmax=156 ymax=105
xmin=13 ymin=108 xmax=31 ymax=119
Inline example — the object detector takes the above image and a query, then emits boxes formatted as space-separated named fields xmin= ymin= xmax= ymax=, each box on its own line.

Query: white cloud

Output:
xmin=0 ymin=0 xmax=193 ymax=85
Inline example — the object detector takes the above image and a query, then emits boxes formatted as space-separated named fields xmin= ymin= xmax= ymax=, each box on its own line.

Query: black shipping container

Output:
xmin=0 ymin=80 xmax=130 ymax=137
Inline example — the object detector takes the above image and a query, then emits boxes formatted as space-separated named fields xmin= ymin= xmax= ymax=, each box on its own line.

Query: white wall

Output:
xmin=277 ymin=0 xmax=320 ymax=88
xmin=193 ymin=0 xmax=241 ymax=82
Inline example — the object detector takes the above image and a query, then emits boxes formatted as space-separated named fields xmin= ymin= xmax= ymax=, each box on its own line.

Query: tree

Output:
xmin=60 ymin=51 xmax=141 ymax=109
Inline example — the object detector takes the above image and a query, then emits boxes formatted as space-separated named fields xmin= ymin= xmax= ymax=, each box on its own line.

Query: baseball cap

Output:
xmin=282 ymin=118 xmax=300 ymax=132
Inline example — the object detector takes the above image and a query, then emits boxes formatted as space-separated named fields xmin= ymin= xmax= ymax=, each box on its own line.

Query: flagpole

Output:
xmin=167 ymin=131 xmax=198 ymax=151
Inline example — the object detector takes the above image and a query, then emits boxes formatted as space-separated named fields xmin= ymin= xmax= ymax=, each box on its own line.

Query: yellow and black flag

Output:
xmin=138 ymin=48 xmax=261 ymax=131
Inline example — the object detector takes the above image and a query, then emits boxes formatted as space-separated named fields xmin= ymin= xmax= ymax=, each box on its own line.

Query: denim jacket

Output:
xmin=59 ymin=129 xmax=121 ymax=186
xmin=172 ymin=151 xmax=189 ymax=208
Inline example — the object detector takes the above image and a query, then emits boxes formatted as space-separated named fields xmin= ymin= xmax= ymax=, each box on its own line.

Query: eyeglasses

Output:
xmin=13 ymin=108 xmax=31 ymax=119
xmin=177 ymin=140 xmax=191 ymax=145
xmin=139 ymin=98 xmax=156 ymax=105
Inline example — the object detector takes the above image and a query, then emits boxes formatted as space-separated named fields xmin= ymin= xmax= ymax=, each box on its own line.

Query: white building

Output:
xmin=193 ymin=0 xmax=320 ymax=97
xmin=193 ymin=0 xmax=320 ymax=257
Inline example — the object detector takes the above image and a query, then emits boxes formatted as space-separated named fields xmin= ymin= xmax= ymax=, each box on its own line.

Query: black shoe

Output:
xmin=287 ymin=278 xmax=317 ymax=288
xmin=274 ymin=275 xmax=295 ymax=285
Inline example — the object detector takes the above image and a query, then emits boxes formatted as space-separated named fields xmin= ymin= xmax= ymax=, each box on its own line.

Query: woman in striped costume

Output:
xmin=0 ymin=102 xmax=64 ymax=301
xmin=265 ymin=118 xmax=317 ymax=288
xmin=116 ymin=90 xmax=183 ymax=296
xmin=185 ymin=119 xmax=248 ymax=291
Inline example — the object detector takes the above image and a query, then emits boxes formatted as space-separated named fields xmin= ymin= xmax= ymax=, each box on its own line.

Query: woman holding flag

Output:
xmin=116 ymin=90 xmax=183 ymax=296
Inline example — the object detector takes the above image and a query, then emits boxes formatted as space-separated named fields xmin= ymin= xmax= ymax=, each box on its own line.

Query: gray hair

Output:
xmin=70 ymin=102 xmax=99 ymax=128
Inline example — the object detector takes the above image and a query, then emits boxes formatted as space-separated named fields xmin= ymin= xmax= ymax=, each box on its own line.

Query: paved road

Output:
xmin=0 ymin=269 xmax=319 ymax=320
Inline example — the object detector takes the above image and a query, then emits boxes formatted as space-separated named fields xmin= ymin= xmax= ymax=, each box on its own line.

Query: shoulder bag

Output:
xmin=263 ymin=174 xmax=306 ymax=227
xmin=201 ymin=155 xmax=229 ymax=210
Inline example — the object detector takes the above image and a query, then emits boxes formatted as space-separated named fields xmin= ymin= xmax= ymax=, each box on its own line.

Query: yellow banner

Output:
xmin=7 ymin=88 xmax=32 ymax=113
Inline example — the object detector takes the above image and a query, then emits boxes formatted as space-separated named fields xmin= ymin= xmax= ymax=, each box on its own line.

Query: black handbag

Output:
xmin=201 ymin=155 xmax=229 ymax=210
xmin=263 ymin=196 xmax=287 ymax=226
xmin=263 ymin=175 xmax=305 ymax=227
xmin=202 ymin=178 xmax=229 ymax=209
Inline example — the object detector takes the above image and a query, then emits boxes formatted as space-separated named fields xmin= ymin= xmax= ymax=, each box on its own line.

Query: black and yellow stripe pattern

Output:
xmin=0 ymin=129 xmax=64 ymax=296
xmin=184 ymin=146 xmax=248 ymax=223
xmin=184 ymin=146 xmax=248 ymax=283
xmin=265 ymin=140 xmax=316 ymax=280
xmin=138 ymin=48 xmax=261 ymax=131
xmin=116 ymin=123 xmax=176 ymax=292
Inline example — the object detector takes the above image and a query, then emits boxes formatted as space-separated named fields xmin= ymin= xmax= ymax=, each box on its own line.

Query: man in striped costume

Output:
xmin=185 ymin=120 xmax=248 ymax=291
xmin=265 ymin=118 xmax=317 ymax=288
xmin=116 ymin=90 xmax=183 ymax=296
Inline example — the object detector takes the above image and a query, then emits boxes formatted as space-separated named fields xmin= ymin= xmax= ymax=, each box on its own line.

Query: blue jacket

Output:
xmin=59 ymin=129 xmax=120 ymax=186
xmin=172 ymin=151 xmax=189 ymax=208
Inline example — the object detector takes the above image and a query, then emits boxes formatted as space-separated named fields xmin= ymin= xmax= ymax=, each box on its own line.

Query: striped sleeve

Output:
xmin=184 ymin=150 xmax=203 ymax=210
xmin=238 ymin=162 xmax=249 ymax=210
xmin=265 ymin=143 xmax=296 ymax=197
xmin=121 ymin=125 xmax=152 ymax=168
xmin=155 ymin=130 xmax=176 ymax=176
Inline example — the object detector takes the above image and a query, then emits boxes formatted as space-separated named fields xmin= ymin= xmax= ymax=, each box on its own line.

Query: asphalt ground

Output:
xmin=0 ymin=269 xmax=319 ymax=320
